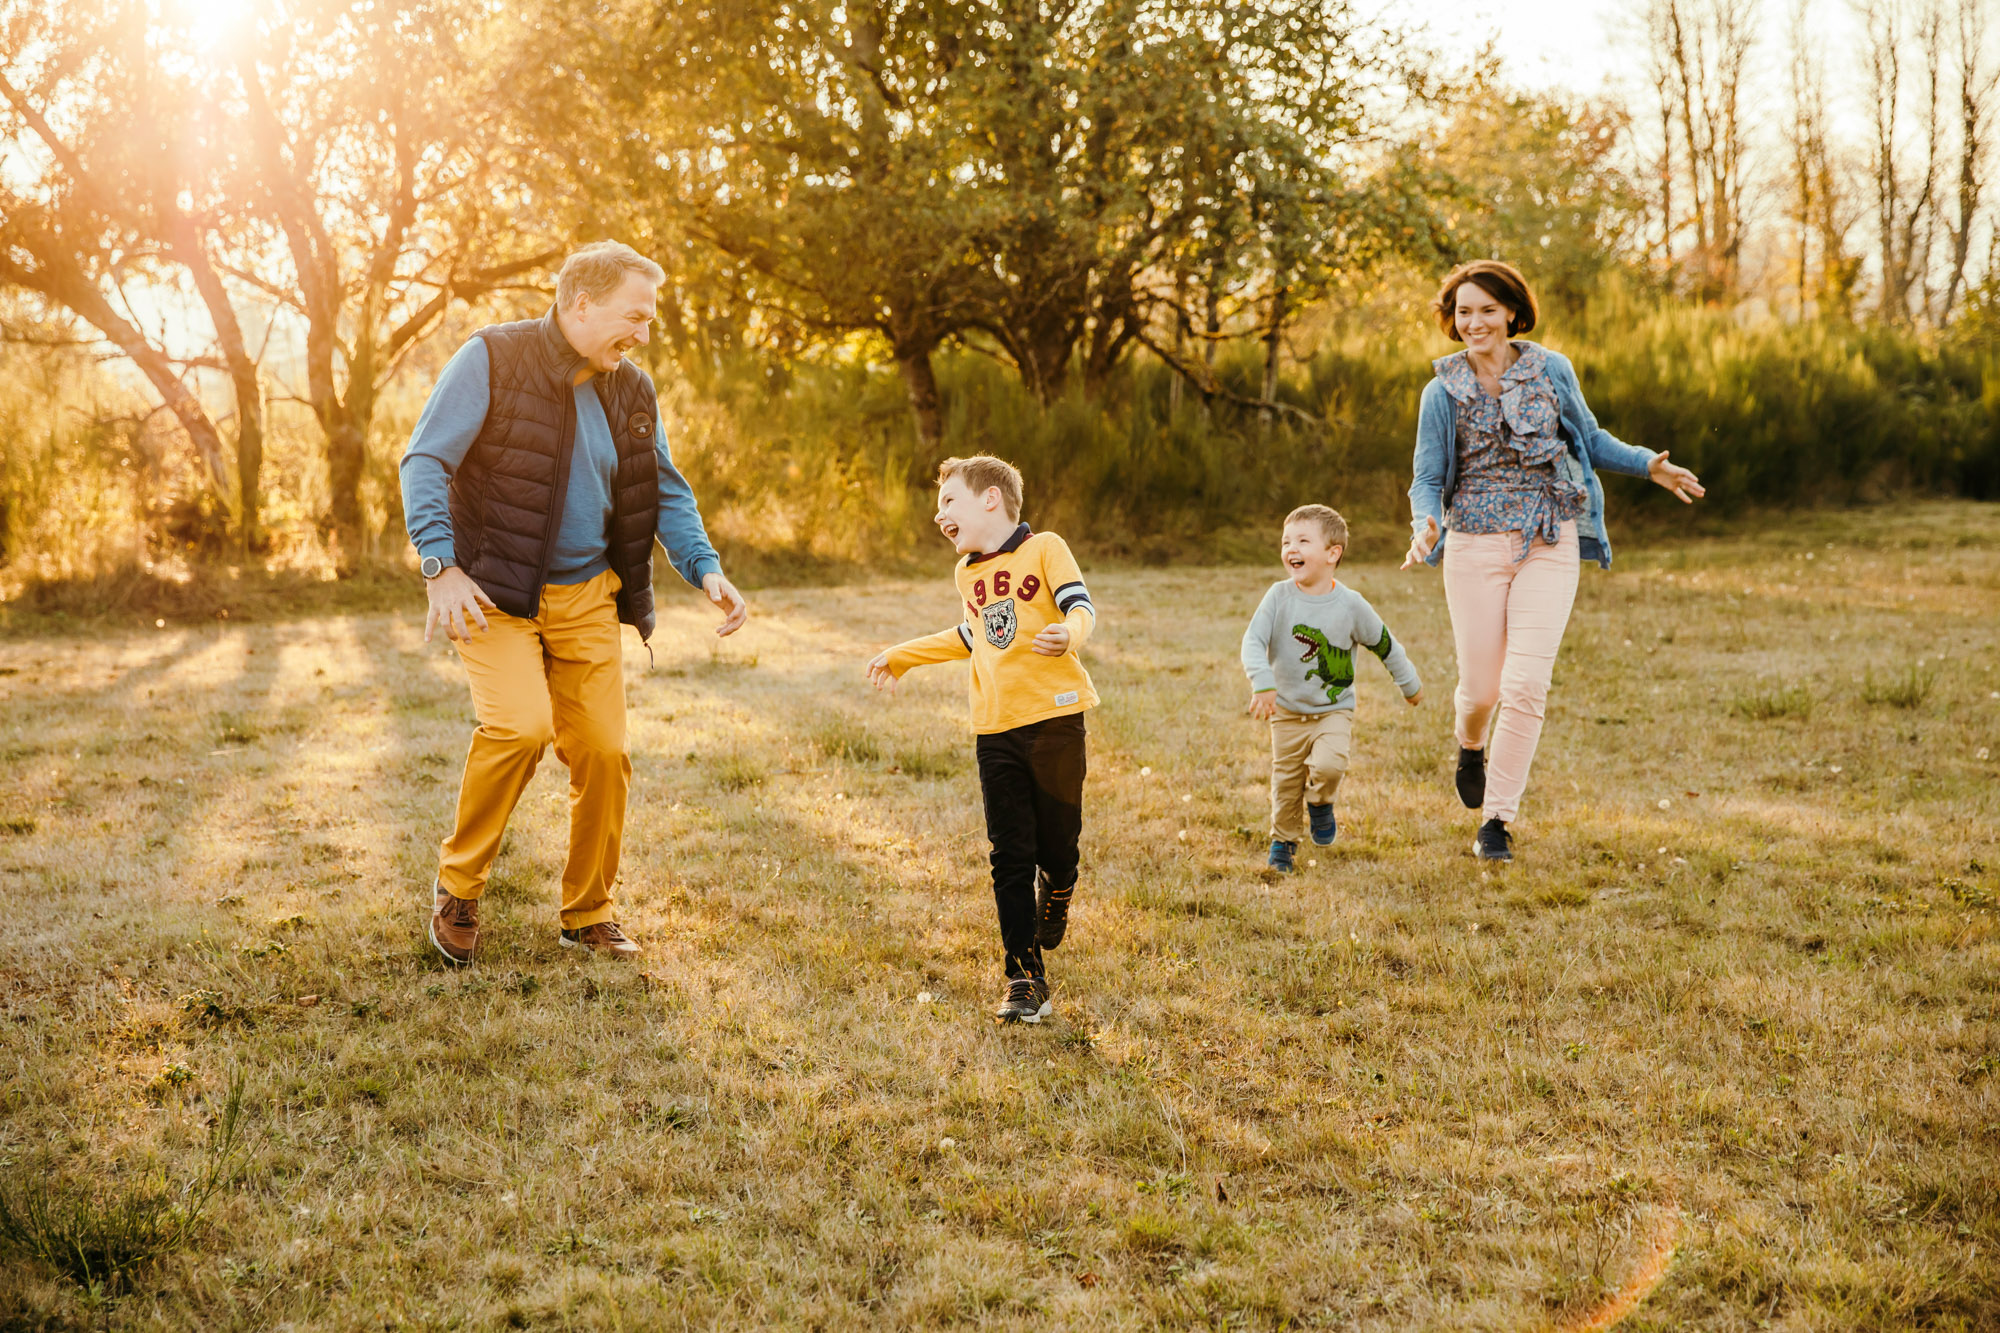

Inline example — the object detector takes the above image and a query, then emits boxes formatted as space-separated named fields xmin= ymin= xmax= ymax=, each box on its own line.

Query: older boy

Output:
xmin=867 ymin=456 xmax=1097 ymax=1024
xmin=1242 ymin=505 xmax=1422 ymax=872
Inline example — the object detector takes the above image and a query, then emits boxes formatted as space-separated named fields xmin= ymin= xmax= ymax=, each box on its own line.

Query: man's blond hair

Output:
xmin=937 ymin=455 xmax=1025 ymax=522
xmin=556 ymin=241 xmax=665 ymax=310
xmin=1285 ymin=504 xmax=1349 ymax=549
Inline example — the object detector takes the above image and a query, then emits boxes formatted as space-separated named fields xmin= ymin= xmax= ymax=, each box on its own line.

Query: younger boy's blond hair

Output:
xmin=1285 ymin=504 xmax=1349 ymax=550
xmin=938 ymin=456 xmax=1025 ymax=522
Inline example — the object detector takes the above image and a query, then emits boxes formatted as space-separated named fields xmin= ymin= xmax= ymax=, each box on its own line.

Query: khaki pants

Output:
xmin=438 ymin=570 xmax=629 ymax=929
xmin=1268 ymin=709 xmax=1352 ymax=844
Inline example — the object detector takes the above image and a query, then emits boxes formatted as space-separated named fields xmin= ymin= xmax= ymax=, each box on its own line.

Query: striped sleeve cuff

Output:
xmin=957 ymin=623 xmax=974 ymax=651
xmin=1053 ymin=580 xmax=1093 ymax=616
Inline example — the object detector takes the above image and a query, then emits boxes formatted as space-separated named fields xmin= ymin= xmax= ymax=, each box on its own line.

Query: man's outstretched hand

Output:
xmin=703 ymin=571 xmax=750 ymax=636
xmin=425 ymin=567 xmax=497 ymax=643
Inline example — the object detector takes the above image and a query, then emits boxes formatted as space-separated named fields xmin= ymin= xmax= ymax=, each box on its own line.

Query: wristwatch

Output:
xmin=421 ymin=555 xmax=454 ymax=579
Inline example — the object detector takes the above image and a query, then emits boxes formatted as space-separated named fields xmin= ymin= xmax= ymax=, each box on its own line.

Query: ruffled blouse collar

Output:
xmin=1432 ymin=340 xmax=1549 ymax=404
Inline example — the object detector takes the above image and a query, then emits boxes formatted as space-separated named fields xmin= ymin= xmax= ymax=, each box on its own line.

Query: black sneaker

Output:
xmin=1035 ymin=870 xmax=1073 ymax=950
xmin=995 ymin=976 xmax=1052 ymax=1024
xmin=1307 ymin=803 xmax=1337 ymax=846
xmin=1267 ymin=840 xmax=1298 ymax=873
xmin=1456 ymin=747 xmax=1487 ymax=810
xmin=1475 ymin=817 xmax=1512 ymax=862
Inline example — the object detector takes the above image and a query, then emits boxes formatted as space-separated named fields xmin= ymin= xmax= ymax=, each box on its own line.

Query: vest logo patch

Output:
xmin=1054 ymin=690 xmax=1079 ymax=705
xmin=628 ymin=412 xmax=654 ymax=439
xmin=981 ymin=597 xmax=1018 ymax=648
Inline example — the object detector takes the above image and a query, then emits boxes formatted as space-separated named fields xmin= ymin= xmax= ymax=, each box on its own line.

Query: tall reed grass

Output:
xmin=4 ymin=296 xmax=1996 ymax=599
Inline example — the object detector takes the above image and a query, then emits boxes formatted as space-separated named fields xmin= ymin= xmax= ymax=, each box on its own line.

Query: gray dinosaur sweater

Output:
xmin=1240 ymin=580 xmax=1422 ymax=715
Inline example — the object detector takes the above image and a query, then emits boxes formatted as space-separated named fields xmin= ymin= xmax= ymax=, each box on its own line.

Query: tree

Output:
xmin=226 ymin=0 xmax=557 ymax=561
xmin=0 ymin=1 xmax=248 ymax=528
xmin=1938 ymin=0 xmax=1997 ymax=322
xmin=1640 ymin=0 xmax=1757 ymax=299
xmin=1425 ymin=82 xmax=1648 ymax=316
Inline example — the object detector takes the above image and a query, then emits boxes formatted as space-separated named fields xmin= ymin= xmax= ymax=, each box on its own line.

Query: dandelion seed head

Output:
xmin=939 ymin=1137 xmax=957 ymax=1151
xmin=1658 ymin=798 xmax=1671 ymax=809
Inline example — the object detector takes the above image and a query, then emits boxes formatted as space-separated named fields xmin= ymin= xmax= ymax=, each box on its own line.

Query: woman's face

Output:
xmin=1454 ymin=279 xmax=1514 ymax=355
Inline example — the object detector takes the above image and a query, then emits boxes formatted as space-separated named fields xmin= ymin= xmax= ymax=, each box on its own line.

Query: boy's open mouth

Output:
xmin=939 ymin=520 xmax=960 ymax=541
xmin=1285 ymin=555 xmax=1306 ymax=569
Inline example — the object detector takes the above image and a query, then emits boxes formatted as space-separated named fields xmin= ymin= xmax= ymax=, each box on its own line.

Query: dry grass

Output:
xmin=0 ymin=501 xmax=1996 ymax=1330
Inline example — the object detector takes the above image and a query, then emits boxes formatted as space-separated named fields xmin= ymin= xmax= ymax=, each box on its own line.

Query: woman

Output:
xmin=1403 ymin=261 xmax=1703 ymax=862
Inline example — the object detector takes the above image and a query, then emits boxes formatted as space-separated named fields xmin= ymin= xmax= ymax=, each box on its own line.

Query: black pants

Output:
xmin=975 ymin=712 xmax=1087 ymax=980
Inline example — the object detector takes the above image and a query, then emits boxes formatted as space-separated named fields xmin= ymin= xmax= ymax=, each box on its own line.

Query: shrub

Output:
xmin=0 ymin=1075 xmax=244 ymax=1291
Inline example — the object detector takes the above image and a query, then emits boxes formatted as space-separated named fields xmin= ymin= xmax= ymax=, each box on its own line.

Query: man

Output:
xmin=401 ymin=240 xmax=748 ymax=964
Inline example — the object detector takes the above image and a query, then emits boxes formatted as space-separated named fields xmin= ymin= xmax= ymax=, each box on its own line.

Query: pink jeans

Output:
xmin=1441 ymin=521 xmax=1580 ymax=822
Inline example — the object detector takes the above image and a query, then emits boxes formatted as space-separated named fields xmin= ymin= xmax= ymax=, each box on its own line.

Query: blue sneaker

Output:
xmin=1307 ymin=803 xmax=1337 ymax=846
xmin=1267 ymin=840 xmax=1297 ymax=873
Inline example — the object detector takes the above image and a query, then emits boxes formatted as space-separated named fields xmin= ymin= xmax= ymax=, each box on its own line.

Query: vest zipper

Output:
xmin=535 ymin=379 xmax=579 ymax=601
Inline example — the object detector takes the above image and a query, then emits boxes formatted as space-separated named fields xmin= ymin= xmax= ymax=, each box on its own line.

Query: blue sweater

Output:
xmin=399 ymin=338 xmax=722 ymax=589
xmin=1408 ymin=343 xmax=1657 ymax=570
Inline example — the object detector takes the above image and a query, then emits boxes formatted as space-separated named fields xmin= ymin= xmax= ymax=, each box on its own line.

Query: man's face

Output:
xmin=566 ymin=272 xmax=658 ymax=373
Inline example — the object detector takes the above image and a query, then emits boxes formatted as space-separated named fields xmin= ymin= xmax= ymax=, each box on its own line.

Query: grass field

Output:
xmin=1 ymin=501 xmax=1996 ymax=1330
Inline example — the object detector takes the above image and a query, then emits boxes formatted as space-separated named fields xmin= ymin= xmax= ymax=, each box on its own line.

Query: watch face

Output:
xmin=422 ymin=556 xmax=442 ymax=579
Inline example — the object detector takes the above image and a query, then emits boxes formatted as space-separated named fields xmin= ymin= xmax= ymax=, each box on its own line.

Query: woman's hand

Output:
xmin=865 ymin=652 xmax=899 ymax=693
xmin=1648 ymin=451 xmax=1706 ymax=504
xmin=1401 ymin=516 xmax=1440 ymax=570
xmin=1248 ymin=691 xmax=1278 ymax=721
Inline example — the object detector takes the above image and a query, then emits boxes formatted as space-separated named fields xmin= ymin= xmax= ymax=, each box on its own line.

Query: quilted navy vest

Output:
xmin=446 ymin=310 xmax=660 ymax=639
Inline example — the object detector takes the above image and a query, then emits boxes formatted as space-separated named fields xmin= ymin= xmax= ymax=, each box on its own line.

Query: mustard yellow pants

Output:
xmin=438 ymin=570 xmax=628 ymax=929
xmin=1268 ymin=708 xmax=1352 ymax=845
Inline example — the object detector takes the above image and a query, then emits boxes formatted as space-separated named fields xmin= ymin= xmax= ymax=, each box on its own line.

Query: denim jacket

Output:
xmin=1408 ymin=342 xmax=1657 ymax=570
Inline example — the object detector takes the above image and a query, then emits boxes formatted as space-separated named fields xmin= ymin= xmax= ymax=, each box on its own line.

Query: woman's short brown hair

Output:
xmin=1432 ymin=261 xmax=1539 ymax=341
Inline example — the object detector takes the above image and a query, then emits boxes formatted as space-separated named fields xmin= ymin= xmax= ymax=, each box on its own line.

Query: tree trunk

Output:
xmin=1260 ymin=283 xmax=1287 ymax=428
xmin=897 ymin=344 xmax=944 ymax=449
xmin=325 ymin=401 xmax=370 ymax=570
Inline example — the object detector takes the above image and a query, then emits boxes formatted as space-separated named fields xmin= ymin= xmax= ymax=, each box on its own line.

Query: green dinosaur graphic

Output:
xmin=1367 ymin=625 xmax=1395 ymax=662
xmin=1292 ymin=624 xmax=1355 ymax=703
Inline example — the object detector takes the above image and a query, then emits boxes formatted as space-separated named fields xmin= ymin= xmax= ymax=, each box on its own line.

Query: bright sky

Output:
xmin=1396 ymin=0 xmax=1862 ymax=105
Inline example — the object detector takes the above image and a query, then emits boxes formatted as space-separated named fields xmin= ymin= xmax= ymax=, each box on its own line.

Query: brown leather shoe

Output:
xmin=429 ymin=882 xmax=478 ymax=965
xmin=559 ymin=921 xmax=641 ymax=957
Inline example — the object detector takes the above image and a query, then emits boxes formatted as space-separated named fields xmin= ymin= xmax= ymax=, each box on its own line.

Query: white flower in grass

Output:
xmin=1307 ymin=859 xmax=1318 ymax=867
xmin=1828 ymin=765 xmax=1843 ymax=774
xmin=917 ymin=991 xmax=934 ymax=1004
xmin=1176 ymin=829 xmax=1188 ymax=842
xmin=939 ymin=1137 xmax=957 ymax=1151
xmin=1658 ymin=798 xmax=1671 ymax=810
xmin=1181 ymin=794 xmax=1192 ymax=803
xmin=1976 ymin=748 xmax=1989 ymax=761
xmin=1140 ymin=766 xmax=1152 ymax=777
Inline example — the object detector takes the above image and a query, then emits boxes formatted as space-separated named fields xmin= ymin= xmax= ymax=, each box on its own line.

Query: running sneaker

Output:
xmin=1307 ymin=802 xmax=1337 ymax=846
xmin=1456 ymin=747 xmax=1487 ymax=810
xmin=994 ymin=975 xmax=1053 ymax=1024
xmin=429 ymin=881 xmax=478 ymax=966
xmin=559 ymin=922 xmax=642 ymax=957
xmin=1474 ymin=817 xmax=1513 ymax=862
xmin=1035 ymin=869 xmax=1073 ymax=950
xmin=1267 ymin=840 xmax=1298 ymax=873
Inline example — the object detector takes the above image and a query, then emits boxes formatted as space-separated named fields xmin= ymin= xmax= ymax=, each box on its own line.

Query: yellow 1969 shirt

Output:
xmin=883 ymin=524 xmax=1099 ymax=735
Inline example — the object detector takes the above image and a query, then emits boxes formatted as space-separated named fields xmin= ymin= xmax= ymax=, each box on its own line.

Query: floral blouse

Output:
xmin=1435 ymin=342 xmax=1585 ymax=559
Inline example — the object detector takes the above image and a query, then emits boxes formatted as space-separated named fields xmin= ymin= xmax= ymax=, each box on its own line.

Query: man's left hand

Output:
xmin=702 ymin=571 xmax=749 ymax=636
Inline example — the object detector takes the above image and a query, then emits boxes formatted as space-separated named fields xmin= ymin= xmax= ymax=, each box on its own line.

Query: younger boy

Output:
xmin=1241 ymin=505 xmax=1422 ymax=872
xmin=867 ymin=456 xmax=1097 ymax=1024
